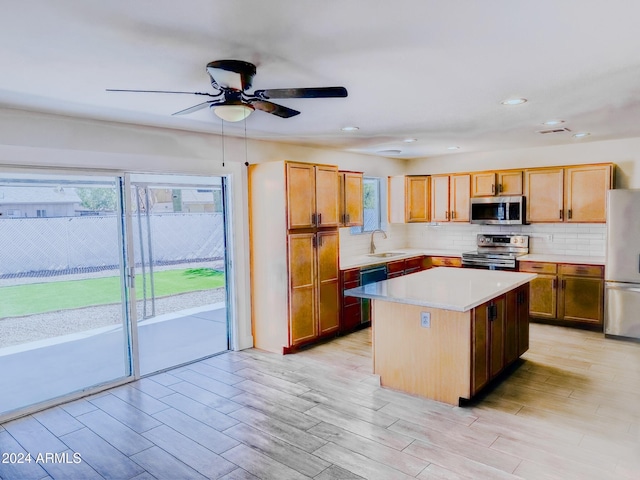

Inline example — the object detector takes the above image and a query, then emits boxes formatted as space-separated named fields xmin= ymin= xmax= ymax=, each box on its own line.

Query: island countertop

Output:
xmin=345 ymin=267 xmax=537 ymax=312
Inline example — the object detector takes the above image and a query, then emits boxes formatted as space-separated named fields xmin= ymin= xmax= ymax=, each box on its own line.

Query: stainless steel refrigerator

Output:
xmin=605 ymin=189 xmax=640 ymax=340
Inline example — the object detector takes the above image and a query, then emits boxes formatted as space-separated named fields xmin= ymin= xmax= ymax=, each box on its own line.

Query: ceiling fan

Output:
xmin=107 ymin=59 xmax=348 ymax=122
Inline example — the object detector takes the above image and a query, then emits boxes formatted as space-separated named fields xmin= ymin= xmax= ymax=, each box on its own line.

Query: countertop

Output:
xmin=518 ymin=254 xmax=605 ymax=265
xmin=340 ymin=248 xmax=463 ymax=270
xmin=340 ymin=249 xmax=605 ymax=270
xmin=344 ymin=267 xmax=537 ymax=312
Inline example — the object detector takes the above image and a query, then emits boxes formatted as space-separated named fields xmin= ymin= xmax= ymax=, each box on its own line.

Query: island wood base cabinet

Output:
xmin=372 ymin=284 xmax=529 ymax=405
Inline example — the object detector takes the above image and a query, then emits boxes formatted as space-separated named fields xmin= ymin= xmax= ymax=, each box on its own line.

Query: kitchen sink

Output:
xmin=366 ymin=252 xmax=405 ymax=258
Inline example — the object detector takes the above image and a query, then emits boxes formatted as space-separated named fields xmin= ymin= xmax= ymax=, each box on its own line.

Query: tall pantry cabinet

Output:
xmin=249 ymin=161 xmax=340 ymax=354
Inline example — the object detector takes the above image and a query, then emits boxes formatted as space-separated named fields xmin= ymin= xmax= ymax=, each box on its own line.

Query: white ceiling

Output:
xmin=3 ymin=1 xmax=640 ymax=159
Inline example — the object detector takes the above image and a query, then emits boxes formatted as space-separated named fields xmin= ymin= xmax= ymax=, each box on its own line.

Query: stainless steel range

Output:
xmin=462 ymin=233 xmax=529 ymax=270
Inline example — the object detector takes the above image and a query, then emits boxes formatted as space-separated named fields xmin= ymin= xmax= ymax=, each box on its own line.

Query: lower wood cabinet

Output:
xmin=471 ymin=285 xmax=528 ymax=396
xmin=340 ymin=268 xmax=362 ymax=333
xmin=340 ymin=255 xmax=427 ymax=334
xmin=288 ymin=230 xmax=340 ymax=348
xmin=519 ymin=261 xmax=604 ymax=329
xmin=428 ymin=256 xmax=462 ymax=268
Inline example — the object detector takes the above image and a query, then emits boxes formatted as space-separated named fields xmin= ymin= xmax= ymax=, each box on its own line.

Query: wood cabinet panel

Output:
xmin=528 ymin=274 xmax=557 ymax=319
xmin=471 ymin=172 xmax=496 ymax=197
xmin=524 ymin=168 xmax=564 ymax=222
xmin=315 ymin=165 xmax=340 ymax=227
xmin=498 ymin=170 xmax=523 ymax=195
xmin=288 ymin=233 xmax=317 ymax=345
xmin=451 ymin=174 xmax=471 ymax=222
xmin=286 ymin=163 xmax=316 ymax=229
xmin=340 ymin=172 xmax=363 ymax=226
xmin=386 ymin=259 xmax=406 ymax=275
xmin=431 ymin=175 xmax=450 ymax=222
xmin=471 ymin=303 xmax=490 ymax=395
xmin=406 ymin=176 xmax=430 ymax=222
xmin=564 ymin=164 xmax=612 ymax=223
xmin=489 ymin=297 xmax=506 ymax=378
xmin=559 ymin=275 xmax=604 ymax=325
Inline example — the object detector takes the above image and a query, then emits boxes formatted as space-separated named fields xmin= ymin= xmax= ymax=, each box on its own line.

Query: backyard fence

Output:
xmin=0 ymin=213 xmax=225 ymax=276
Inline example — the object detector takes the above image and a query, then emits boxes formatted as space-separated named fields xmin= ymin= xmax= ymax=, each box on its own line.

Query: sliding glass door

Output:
xmin=128 ymin=174 xmax=230 ymax=375
xmin=0 ymin=172 xmax=132 ymax=417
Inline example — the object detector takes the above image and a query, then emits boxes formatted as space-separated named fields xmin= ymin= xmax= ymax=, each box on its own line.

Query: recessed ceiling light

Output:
xmin=501 ymin=98 xmax=527 ymax=106
xmin=573 ymin=132 xmax=591 ymax=138
xmin=447 ymin=146 xmax=460 ymax=150
xmin=403 ymin=138 xmax=417 ymax=143
xmin=341 ymin=126 xmax=359 ymax=132
xmin=543 ymin=119 xmax=565 ymax=126
xmin=377 ymin=149 xmax=402 ymax=155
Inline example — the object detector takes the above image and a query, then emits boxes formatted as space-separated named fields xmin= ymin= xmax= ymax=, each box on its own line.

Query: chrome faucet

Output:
xmin=370 ymin=229 xmax=387 ymax=254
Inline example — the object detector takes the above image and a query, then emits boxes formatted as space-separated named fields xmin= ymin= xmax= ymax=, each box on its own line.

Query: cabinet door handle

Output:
xmin=561 ymin=279 xmax=566 ymax=290
xmin=451 ymin=210 xmax=456 ymax=220
xmin=492 ymin=184 xmax=495 ymax=194
xmin=499 ymin=184 xmax=503 ymax=193
xmin=559 ymin=209 xmax=563 ymax=220
xmin=312 ymin=236 xmax=317 ymax=248
xmin=445 ymin=210 xmax=449 ymax=220
xmin=318 ymin=234 xmax=323 ymax=247
xmin=318 ymin=213 xmax=322 ymax=225
xmin=568 ymin=209 xmax=572 ymax=220
xmin=311 ymin=213 xmax=317 ymax=225
xmin=346 ymin=213 xmax=350 ymax=224
xmin=553 ymin=278 xmax=557 ymax=289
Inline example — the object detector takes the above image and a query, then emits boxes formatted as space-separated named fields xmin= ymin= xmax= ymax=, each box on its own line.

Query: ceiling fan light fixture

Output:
xmin=213 ymin=103 xmax=254 ymax=122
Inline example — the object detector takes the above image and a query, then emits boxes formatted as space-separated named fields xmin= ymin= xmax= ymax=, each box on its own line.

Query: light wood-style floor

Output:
xmin=1 ymin=323 xmax=639 ymax=479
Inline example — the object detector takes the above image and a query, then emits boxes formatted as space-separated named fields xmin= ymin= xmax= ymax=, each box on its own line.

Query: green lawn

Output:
xmin=0 ymin=268 xmax=225 ymax=317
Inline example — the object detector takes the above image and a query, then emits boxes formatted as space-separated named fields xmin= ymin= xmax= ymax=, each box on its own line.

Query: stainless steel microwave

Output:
xmin=470 ymin=196 xmax=526 ymax=225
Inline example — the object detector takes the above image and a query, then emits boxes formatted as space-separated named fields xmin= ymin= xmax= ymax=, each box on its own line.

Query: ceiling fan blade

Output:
xmin=106 ymin=88 xmax=221 ymax=98
xmin=254 ymin=86 xmax=348 ymax=100
xmin=250 ymin=100 xmax=300 ymax=118
xmin=172 ymin=101 xmax=222 ymax=116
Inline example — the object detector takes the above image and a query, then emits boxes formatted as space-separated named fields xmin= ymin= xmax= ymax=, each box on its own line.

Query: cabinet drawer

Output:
xmin=342 ymin=268 xmax=360 ymax=282
xmin=386 ymin=259 xmax=406 ymax=274
xmin=387 ymin=271 xmax=404 ymax=279
xmin=559 ymin=264 xmax=603 ymax=277
xmin=431 ymin=256 xmax=462 ymax=267
xmin=405 ymin=256 xmax=424 ymax=271
xmin=519 ymin=261 xmax=557 ymax=274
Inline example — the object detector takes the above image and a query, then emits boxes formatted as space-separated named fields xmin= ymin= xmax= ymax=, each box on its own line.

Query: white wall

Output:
xmin=0 ymin=107 xmax=406 ymax=350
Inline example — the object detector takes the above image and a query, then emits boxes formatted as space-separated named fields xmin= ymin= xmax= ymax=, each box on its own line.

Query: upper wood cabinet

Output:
xmin=431 ymin=174 xmax=470 ymax=222
xmin=564 ymin=164 xmax=612 ymax=223
xmin=406 ymin=176 xmax=430 ymax=222
xmin=286 ymin=162 xmax=339 ymax=229
xmin=524 ymin=168 xmax=565 ymax=222
xmin=388 ymin=175 xmax=430 ymax=223
xmin=471 ymin=170 xmax=523 ymax=197
xmin=524 ymin=164 xmax=613 ymax=223
xmin=339 ymin=171 xmax=363 ymax=227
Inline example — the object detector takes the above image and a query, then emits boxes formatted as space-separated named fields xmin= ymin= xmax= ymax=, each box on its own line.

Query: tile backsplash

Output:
xmin=406 ymin=223 xmax=606 ymax=257
xmin=340 ymin=222 xmax=606 ymax=258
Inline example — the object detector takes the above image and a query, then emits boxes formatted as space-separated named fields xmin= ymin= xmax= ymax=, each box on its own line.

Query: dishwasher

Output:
xmin=359 ymin=264 xmax=388 ymax=324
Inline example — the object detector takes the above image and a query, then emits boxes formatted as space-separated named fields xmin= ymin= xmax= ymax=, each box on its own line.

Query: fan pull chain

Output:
xmin=244 ymin=116 xmax=249 ymax=166
xmin=221 ymin=119 xmax=225 ymax=167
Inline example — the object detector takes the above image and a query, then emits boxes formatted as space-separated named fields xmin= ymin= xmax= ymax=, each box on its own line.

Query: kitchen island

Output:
xmin=345 ymin=267 xmax=536 ymax=405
